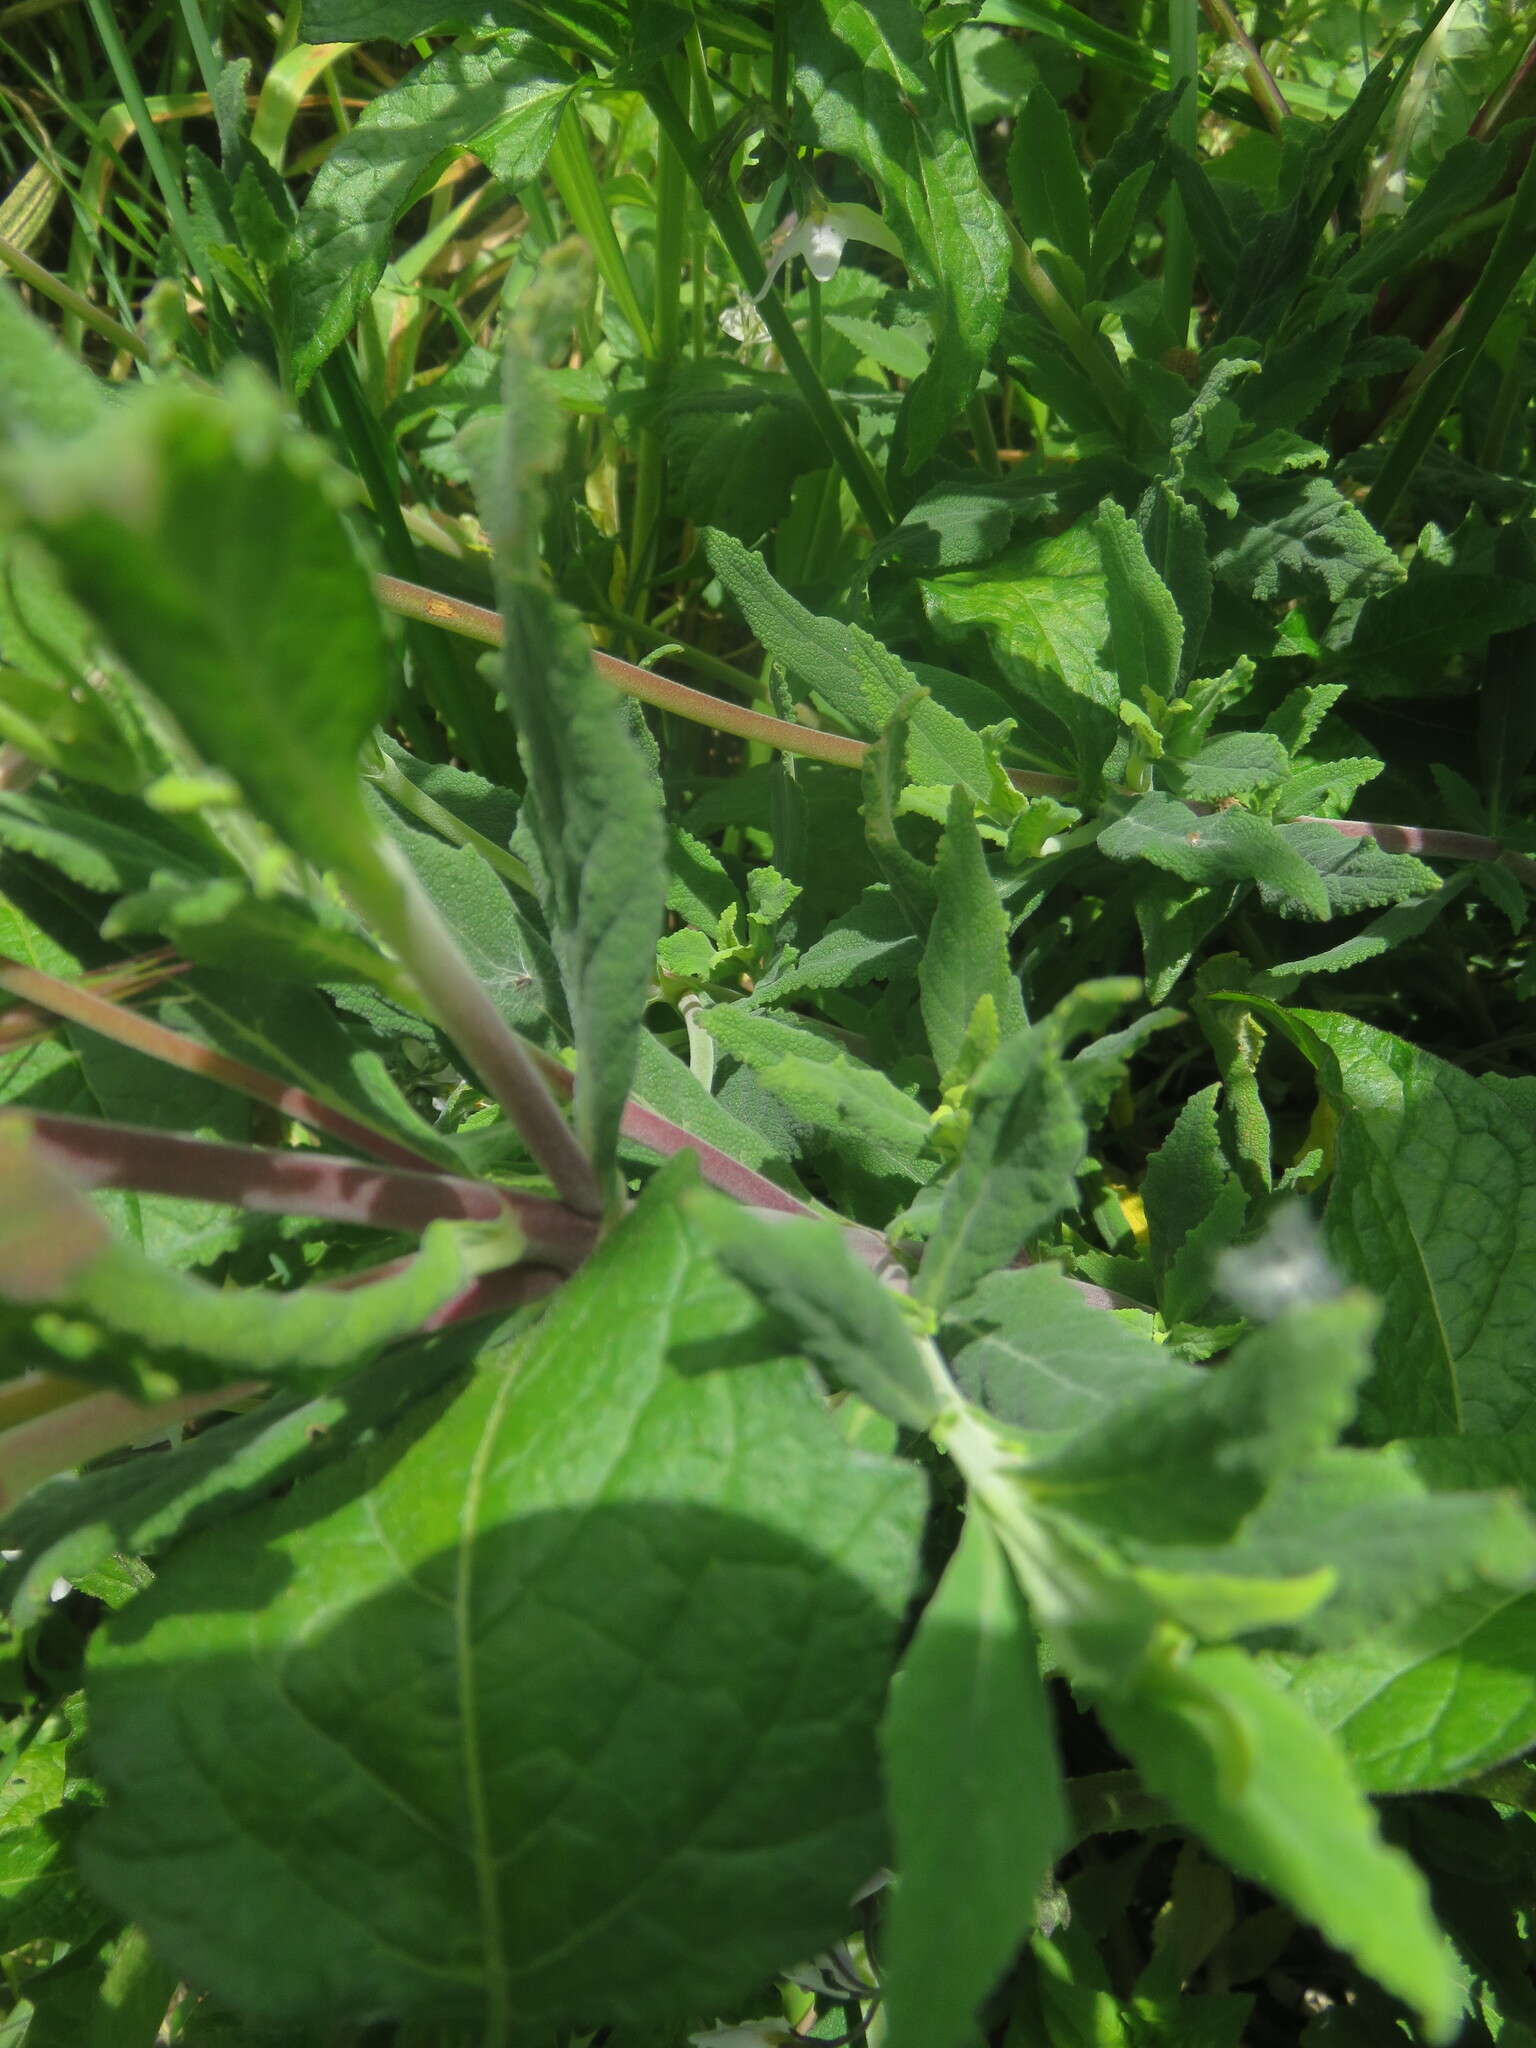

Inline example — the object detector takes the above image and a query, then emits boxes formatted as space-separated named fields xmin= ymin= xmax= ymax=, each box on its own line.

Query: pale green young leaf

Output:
xmin=0 ymin=286 xmax=110 ymax=442
xmin=1248 ymin=1003 xmax=1536 ymax=1438
xmin=1096 ymin=1649 xmax=1459 ymax=2041
xmin=920 ymin=786 xmax=1026 ymax=1081
xmin=5 ymin=376 xmax=387 ymax=880
xmin=1095 ymin=499 xmax=1182 ymax=705
xmin=789 ymin=0 xmax=1011 ymax=469
xmin=1164 ymin=733 xmax=1290 ymax=803
xmin=283 ymin=46 xmax=573 ymax=389
xmin=882 ymin=1511 xmax=1066 ymax=2048
xmin=472 ymin=354 xmax=665 ymax=1197
xmin=80 ymin=1175 xmax=924 ymax=2033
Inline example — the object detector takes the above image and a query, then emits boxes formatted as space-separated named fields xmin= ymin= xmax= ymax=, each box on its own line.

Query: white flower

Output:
xmin=719 ymin=294 xmax=771 ymax=346
xmin=752 ymin=200 xmax=903 ymax=302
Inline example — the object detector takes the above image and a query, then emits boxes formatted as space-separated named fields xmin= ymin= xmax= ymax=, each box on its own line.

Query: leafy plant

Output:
xmin=3 ymin=1 xmax=1536 ymax=2043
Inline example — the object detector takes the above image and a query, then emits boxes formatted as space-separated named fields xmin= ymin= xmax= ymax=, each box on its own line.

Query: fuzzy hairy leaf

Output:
xmin=79 ymin=1177 xmax=925 ymax=2033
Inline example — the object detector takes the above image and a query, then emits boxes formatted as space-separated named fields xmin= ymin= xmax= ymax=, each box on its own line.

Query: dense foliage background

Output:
xmin=4 ymin=0 xmax=1536 ymax=2042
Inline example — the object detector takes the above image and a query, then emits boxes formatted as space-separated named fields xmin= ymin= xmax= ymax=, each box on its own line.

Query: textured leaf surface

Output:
xmin=920 ymin=788 xmax=1025 ymax=1081
xmin=1254 ymin=1005 xmax=1536 ymax=1438
xmin=7 ymin=379 xmax=387 ymax=879
xmin=80 ymin=1180 xmax=925 ymax=2031
xmin=284 ymin=46 xmax=572 ymax=388
xmin=882 ymin=1512 xmax=1065 ymax=2048
xmin=474 ymin=356 xmax=665 ymax=1195
xmin=1097 ymin=1649 xmax=1459 ymax=2042
xmin=1100 ymin=793 xmax=1330 ymax=919
xmin=789 ymin=0 xmax=1010 ymax=468
xmin=1210 ymin=477 xmax=1402 ymax=604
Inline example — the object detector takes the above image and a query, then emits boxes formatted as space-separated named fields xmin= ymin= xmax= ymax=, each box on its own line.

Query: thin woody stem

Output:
xmin=375 ymin=574 xmax=1536 ymax=880
xmin=0 ymin=955 xmax=444 ymax=1171
xmin=27 ymin=1111 xmax=598 ymax=1268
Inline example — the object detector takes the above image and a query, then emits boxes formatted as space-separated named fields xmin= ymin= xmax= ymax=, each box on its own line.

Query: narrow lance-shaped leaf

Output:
xmin=1095 ymin=498 xmax=1183 ymax=707
xmin=882 ymin=1509 xmax=1067 ymax=2048
xmin=920 ymin=785 xmax=1026 ymax=1082
xmin=470 ymin=349 xmax=666 ymax=1204
xmin=787 ymin=0 xmax=1010 ymax=470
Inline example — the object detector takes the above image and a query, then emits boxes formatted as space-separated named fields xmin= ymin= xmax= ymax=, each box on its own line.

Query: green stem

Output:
xmin=644 ymin=70 xmax=894 ymax=533
xmin=1366 ymin=132 xmax=1536 ymax=528
xmin=0 ymin=232 xmax=149 ymax=360
xmin=173 ymin=0 xmax=223 ymax=102
xmin=364 ymin=742 xmax=536 ymax=894
xmin=1198 ymin=0 xmax=1289 ymax=131
xmin=1163 ymin=0 xmax=1200 ymax=347
xmin=1006 ymin=221 xmax=1131 ymax=432
xmin=547 ymin=102 xmax=655 ymax=357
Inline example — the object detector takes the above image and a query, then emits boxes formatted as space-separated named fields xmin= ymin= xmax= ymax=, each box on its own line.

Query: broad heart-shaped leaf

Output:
xmin=1095 ymin=1649 xmax=1459 ymax=2043
xmin=703 ymin=528 xmax=988 ymax=794
xmin=881 ymin=1510 xmax=1066 ymax=2048
xmin=471 ymin=355 xmax=665 ymax=1200
xmin=78 ymin=1175 xmax=925 ymax=2034
xmin=1247 ymin=1003 xmax=1536 ymax=1439
xmin=282 ymin=44 xmax=573 ymax=391
xmin=788 ymin=0 xmax=1010 ymax=470
xmin=5 ymin=375 xmax=387 ymax=881
xmin=920 ymin=786 xmax=1026 ymax=1082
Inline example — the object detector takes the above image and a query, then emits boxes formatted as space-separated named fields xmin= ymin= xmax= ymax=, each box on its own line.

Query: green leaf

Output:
xmin=1210 ymin=476 xmax=1402 ymax=605
xmin=683 ymin=1191 xmax=945 ymax=1431
xmin=0 ymin=1115 xmax=521 ymax=1397
xmin=1141 ymin=1085 xmax=1248 ymax=1326
xmin=789 ymin=0 xmax=1011 ymax=468
xmin=917 ymin=1013 xmax=1093 ymax=1311
xmin=1164 ymin=732 xmax=1289 ymax=803
xmin=703 ymin=1005 xmax=936 ymax=1190
xmin=1008 ymin=85 xmax=1091 ymax=276
xmin=751 ymin=884 xmax=920 ymax=1004
xmin=5 ymin=375 xmax=387 ymax=880
xmin=1247 ymin=1004 xmax=1536 ymax=1439
xmin=282 ymin=45 xmax=572 ymax=390
xmin=1096 ymin=1648 xmax=1459 ymax=2042
xmin=78 ymin=1175 xmax=924 ymax=2034
xmin=920 ymin=523 xmax=1122 ymax=791
xmin=921 ymin=787 xmax=1026 ymax=1081
xmin=1095 ymin=499 xmax=1183 ymax=706
xmin=704 ymin=528 xmax=988 ymax=793
xmin=945 ymin=1265 xmax=1191 ymax=1442
xmin=472 ymin=353 xmax=666 ymax=1198
xmin=882 ymin=1511 xmax=1066 ymax=2048
xmin=0 ymin=287 xmax=109 ymax=442
xmin=1100 ymin=793 xmax=1331 ymax=919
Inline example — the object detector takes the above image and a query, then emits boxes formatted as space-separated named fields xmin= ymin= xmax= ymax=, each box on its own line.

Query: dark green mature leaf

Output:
xmin=1100 ymin=793 xmax=1331 ymax=919
xmin=1210 ymin=477 xmax=1402 ymax=605
xmin=945 ymin=1264 xmax=1192 ymax=1441
xmin=1141 ymin=1085 xmax=1247 ymax=1326
xmin=0 ymin=1333 xmax=477 ymax=1627
xmin=751 ymin=884 xmax=920 ymax=1004
xmin=5 ymin=376 xmax=387 ymax=880
xmin=473 ymin=354 xmax=665 ymax=1197
xmin=789 ymin=0 xmax=1011 ymax=469
xmin=920 ymin=787 xmax=1026 ymax=1081
xmin=283 ymin=46 xmax=573 ymax=389
xmin=79 ymin=1175 xmax=924 ymax=2033
xmin=705 ymin=529 xmax=988 ymax=792
xmin=1097 ymin=1649 xmax=1459 ymax=2042
xmin=1008 ymin=85 xmax=1091 ymax=275
xmin=882 ymin=1510 xmax=1066 ymax=2048
xmin=686 ymin=1192 xmax=944 ymax=1431
xmin=1247 ymin=1005 xmax=1536 ymax=1439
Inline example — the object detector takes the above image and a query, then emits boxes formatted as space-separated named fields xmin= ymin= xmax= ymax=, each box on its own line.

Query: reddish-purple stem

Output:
xmin=26 ymin=1112 xmax=598 ymax=1268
